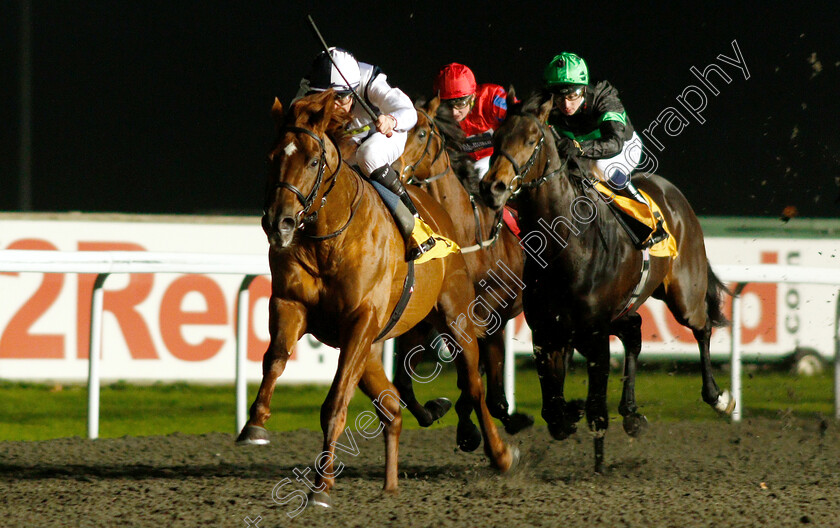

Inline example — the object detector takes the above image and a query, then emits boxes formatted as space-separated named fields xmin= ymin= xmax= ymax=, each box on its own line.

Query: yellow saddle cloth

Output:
xmin=593 ymin=181 xmax=678 ymax=258
xmin=411 ymin=218 xmax=461 ymax=264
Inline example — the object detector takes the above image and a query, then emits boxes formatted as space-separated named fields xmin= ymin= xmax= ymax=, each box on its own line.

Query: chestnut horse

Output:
xmin=392 ymin=98 xmax=533 ymax=451
xmin=480 ymin=91 xmax=733 ymax=472
xmin=238 ymin=91 xmax=516 ymax=505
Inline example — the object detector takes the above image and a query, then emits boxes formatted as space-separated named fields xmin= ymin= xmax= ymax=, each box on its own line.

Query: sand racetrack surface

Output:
xmin=2 ymin=417 xmax=839 ymax=527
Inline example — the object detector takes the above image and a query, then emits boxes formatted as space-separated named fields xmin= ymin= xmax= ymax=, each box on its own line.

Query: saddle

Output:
xmin=590 ymin=180 xmax=678 ymax=259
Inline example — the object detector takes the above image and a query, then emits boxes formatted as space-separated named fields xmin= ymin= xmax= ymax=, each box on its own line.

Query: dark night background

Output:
xmin=1 ymin=1 xmax=839 ymax=217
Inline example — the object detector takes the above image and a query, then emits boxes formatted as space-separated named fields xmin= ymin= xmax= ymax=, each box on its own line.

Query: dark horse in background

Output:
xmin=241 ymin=91 xmax=517 ymax=505
xmin=480 ymin=90 xmax=734 ymax=472
xmin=391 ymin=97 xmax=532 ymax=451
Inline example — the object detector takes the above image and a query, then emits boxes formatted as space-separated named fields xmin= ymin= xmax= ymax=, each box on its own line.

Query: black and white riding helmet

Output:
xmin=307 ymin=47 xmax=361 ymax=95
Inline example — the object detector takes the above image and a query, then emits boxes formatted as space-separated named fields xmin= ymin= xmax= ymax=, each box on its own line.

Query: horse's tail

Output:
xmin=706 ymin=263 xmax=732 ymax=328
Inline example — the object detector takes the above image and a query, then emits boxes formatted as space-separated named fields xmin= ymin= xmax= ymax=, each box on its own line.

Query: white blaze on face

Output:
xmin=283 ymin=142 xmax=297 ymax=157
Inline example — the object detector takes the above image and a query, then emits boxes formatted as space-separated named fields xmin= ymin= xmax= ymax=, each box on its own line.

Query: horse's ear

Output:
xmin=506 ymin=85 xmax=517 ymax=109
xmin=309 ymin=90 xmax=335 ymax=132
xmin=271 ymin=98 xmax=284 ymax=133
xmin=537 ymin=95 xmax=553 ymax=122
xmin=427 ymin=95 xmax=441 ymax=116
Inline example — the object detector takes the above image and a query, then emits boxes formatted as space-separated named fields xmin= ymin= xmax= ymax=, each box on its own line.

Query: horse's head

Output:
xmin=262 ymin=91 xmax=347 ymax=249
xmin=480 ymin=88 xmax=558 ymax=209
xmin=400 ymin=96 xmax=449 ymax=185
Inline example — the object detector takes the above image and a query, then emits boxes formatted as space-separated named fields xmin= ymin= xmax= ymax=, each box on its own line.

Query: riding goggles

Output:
xmin=335 ymin=90 xmax=354 ymax=101
xmin=444 ymin=94 xmax=473 ymax=110
xmin=554 ymin=85 xmax=585 ymax=101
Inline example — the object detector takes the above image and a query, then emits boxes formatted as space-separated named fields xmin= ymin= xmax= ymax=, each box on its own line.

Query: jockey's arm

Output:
xmin=366 ymin=73 xmax=417 ymax=133
xmin=579 ymin=85 xmax=628 ymax=159
xmin=579 ymin=119 xmax=626 ymax=159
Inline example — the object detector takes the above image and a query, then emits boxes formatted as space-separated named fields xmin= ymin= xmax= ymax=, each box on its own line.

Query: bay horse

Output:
xmin=480 ymin=90 xmax=734 ymax=472
xmin=238 ymin=90 xmax=516 ymax=505
xmin=391 ymin=97 xmax=533 ymax=451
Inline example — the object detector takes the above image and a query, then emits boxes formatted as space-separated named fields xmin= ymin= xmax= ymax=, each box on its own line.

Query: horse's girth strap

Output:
xmin=614 ymin=248 xmax=650 ymax=321
xmin=374 ymin=261 xmax=415 ymax=343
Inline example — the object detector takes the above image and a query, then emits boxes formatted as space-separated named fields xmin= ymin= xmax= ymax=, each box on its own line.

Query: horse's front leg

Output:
xmin=579 ymin=332 xmax=612 ymax=473
xmin=482 ymin=330 xmax=534 ymax=435
xmin=236 ymin=297 xmax=305 ymax=445
xmin=310 ymin=309 xmax=379 ymax=506
xmin=612 ymin=312 xmax=648 ymax=437
xmin=533 ymin=330 xmax=580 ymax=441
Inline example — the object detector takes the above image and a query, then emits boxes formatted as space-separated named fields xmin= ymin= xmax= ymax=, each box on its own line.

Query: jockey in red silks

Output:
xmin=434 ymin=63 xmax=512 ymax=180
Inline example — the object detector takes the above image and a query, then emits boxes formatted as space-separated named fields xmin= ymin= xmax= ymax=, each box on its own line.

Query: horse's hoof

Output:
xmin=565 ymin=399 xmax=585 ymax=423
xmin=547 ymin=420 xmax=576 ymax=441
xmin=423 ymin=398 xmax=452 ymax=423
xmin=503 ymin=445 xmax=522 ymax=474
xmin=713 ymin=390 xmax=736 ymax=415
xmin=383 ymin=486 xmax=399 ymax=497
xmin=308 ymin=490 xmax=331 ymax=509
xmin=235 ymin=425 xmax=270 ymax=446
xmin=504 ymin=412 xmax=535 ymax=435
xmin=457 ymin=421 xmax=482 ymax=452
xmin=622 ymin=412 xmax=649 ymax=438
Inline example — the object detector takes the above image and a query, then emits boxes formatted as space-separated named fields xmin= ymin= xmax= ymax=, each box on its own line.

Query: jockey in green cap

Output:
xmin=543 ymin=51 xmax=666 ymax=246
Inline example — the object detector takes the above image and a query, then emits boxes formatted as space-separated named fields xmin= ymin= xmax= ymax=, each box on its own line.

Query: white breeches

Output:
xmin=595 ymin=131 xmax=643 ymax=188
xmin=350 ymin=131 xmax=408 ymax=176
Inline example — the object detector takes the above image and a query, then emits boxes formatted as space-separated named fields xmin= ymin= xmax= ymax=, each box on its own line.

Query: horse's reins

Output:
xmin=460 ymin=200 xmax=505 ymax=253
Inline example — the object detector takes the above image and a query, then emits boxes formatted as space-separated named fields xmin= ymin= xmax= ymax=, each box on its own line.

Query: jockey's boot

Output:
xmin=369 ymin=165 xmax=437 ymax=261
xmin=622 ymin=179 xmax=668 ymax=248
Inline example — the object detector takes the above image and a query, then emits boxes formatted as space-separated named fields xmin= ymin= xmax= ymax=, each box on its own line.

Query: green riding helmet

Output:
xmin=544 ymin=52 xmax=589 ymax=94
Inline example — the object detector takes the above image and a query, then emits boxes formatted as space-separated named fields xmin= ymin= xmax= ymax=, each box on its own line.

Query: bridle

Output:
xmin=402 ymin=109 xmax=451 ymax=186
xmin=493 ymin=114 xmax=566 ymax=197
xmin=267 ymin=126 xmax=340 ymax=227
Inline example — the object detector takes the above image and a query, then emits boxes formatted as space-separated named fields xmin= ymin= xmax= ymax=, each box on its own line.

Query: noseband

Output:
xmin=269 ymin=126 xmax=341 ymax=226
xmin=494 ymin=114 xmax=565 ymax=197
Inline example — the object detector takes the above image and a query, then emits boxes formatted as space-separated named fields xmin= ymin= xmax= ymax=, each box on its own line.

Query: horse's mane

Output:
xmin=435 ymin=105 xmax=480 ymax=194
xmin=431 ymin=102 xmax=466 ymax=146
xmin=287 ymin=92 xmax=357 ymax=158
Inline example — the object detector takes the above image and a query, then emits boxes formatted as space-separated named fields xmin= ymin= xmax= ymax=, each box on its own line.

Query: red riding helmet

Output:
xmin=434 ymin=63 xmax=477 ymax=100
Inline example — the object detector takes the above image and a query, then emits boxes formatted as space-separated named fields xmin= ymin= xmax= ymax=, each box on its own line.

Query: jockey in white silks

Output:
xmin=297 ymin=47 xmax=435 ymax=261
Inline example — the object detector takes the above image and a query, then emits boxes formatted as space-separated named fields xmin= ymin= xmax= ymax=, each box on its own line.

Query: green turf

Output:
xmin=0 ymin=365 xmax=834 ymax=441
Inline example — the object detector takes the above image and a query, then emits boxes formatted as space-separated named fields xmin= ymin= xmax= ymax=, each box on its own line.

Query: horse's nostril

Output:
xmin=492 ymin=181 xmax=507 ymax=195
xmin=279 ymin=216 xmax=296 ymax=232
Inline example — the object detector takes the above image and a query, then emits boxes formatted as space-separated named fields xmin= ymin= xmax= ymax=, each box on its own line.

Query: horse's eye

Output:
xmin=418 ymin=131 xmax=427 ymax=139
xmin=310 ymin=158 xmax=319 ymax=168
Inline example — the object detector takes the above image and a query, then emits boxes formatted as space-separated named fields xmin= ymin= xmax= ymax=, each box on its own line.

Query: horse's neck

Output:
xmin=428 ymin=172 xmax=479 ymax=240
xmin=524 ymin=175 xmax=608 ymax=262
xmin=303 ymin=164 xmax=361 ymax=240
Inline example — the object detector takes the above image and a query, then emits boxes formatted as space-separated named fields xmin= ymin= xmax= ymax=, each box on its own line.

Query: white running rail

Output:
xmin=2 ymin=251 xmax=839 ymax=438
